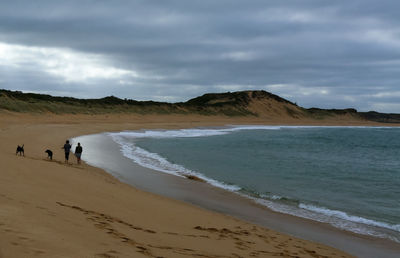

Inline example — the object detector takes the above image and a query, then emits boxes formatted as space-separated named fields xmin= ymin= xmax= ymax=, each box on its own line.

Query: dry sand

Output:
xmin=1 ymin=112 xmax=384 ymax=257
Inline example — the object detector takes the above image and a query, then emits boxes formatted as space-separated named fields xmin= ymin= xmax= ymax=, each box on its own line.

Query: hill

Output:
xmin=0 ymin=89 xmax=399 ymax=123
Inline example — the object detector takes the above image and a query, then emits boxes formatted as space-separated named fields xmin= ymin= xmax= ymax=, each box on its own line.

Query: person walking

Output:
xmin=75 ymin=142 xmax=83 ymax=164
xmin=62 ymin=140 xmax=72 ymax=164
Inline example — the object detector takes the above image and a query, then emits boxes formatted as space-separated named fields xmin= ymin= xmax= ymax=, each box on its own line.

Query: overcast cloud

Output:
xmin=1 ymin=0 xmax=400 ymax=112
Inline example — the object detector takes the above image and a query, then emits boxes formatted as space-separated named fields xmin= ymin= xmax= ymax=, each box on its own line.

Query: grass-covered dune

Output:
xmin=1 ymin=89 xmax=399 ymax=123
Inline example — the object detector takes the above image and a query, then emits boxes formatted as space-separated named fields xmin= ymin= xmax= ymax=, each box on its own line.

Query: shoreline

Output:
xmin=1 ymin=112 xmax=398 ymax=257
xmin=73 ymin=129 xmax=400 ymax=258
xmin=105 ymin=125 xmax=400 ymax=244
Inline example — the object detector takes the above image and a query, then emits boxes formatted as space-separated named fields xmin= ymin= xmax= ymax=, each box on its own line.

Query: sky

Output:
xmin=0 ymin=0 xmax=400 ymax=112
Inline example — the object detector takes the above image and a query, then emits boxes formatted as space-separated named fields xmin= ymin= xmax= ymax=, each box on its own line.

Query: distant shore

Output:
xmin=1 ymin=112 xmax=398 ymax=257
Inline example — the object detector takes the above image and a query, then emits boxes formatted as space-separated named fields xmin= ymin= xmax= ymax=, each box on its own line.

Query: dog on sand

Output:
xmin=45 ymin=149 xmax=53 ymax=160
xmin=16 ymin=144 xmax=24 ymax=156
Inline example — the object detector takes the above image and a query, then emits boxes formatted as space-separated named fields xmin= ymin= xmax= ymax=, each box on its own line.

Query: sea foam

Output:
xmin=109 ymin=125 xmax=400 ymax=243
xmin=111 ymin=133 xmax=241 ymax=192
xmin=299 ymin=204 xmax=400 ymax=233
xmin=112 ymin=125 xmax=396 ymax=140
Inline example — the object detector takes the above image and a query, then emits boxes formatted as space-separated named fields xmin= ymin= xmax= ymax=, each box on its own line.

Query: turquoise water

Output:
xmin=110 ymin=126 xmax=400 ymax=242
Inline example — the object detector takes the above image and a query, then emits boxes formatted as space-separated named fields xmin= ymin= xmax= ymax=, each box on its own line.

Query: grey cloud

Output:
xmin=0 ymin=0 xmax=400 ymax=112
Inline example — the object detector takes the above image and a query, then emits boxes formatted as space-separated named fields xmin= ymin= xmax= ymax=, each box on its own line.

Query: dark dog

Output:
xmin=16 ymin=144 xmax=24 ymax=156
xmin=45 ymin=149 xmax=53 ymax=160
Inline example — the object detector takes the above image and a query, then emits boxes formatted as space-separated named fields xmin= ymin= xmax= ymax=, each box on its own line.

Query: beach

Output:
xmin=1 ymin=112 xmax=399 ymax=257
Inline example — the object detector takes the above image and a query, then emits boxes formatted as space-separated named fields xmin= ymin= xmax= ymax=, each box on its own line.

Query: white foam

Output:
xmin=260 ymin=193 xmax=284 ymax=200
xmin=299 ymin=204 xmax=400 ymax=232
xmin=110 ymin=125 xmax=397 ymax=140
xmin=108 ymin=125 xmax=400 ymax=242
xmin=249 ymin=197 xmax=400 ymax=242
xmin=111 ymin=134 xmax=241 ymax=192
xmin=110 ymin=125 xmax=282 ymax=139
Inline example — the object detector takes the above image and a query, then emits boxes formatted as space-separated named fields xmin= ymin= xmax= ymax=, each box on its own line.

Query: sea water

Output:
xmin=110 ymin=126 xmax=400 ymax=242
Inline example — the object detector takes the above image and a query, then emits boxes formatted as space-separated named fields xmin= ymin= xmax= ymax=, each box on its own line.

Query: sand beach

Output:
xmin=3 ymin=0 xmax=400 ymax=256
xmin=1 ymin=112 xmax=399 ymax=257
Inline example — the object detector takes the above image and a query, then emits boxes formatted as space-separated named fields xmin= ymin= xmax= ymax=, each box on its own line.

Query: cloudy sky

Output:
xmin=1 ymin=0 xmax=400 ymax=112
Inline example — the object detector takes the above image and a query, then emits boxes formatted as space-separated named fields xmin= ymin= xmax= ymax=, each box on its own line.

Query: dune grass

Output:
xmin=1 ymin=89 xmax=399 ymax=123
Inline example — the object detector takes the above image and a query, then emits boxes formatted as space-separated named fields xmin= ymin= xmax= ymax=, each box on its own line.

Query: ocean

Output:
xmin=109 ymin=125 xmax=400 ymax=243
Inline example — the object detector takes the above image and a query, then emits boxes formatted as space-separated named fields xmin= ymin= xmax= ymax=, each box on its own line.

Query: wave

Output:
xmin=248 ymin=191 xmax=400 ymax=239
xmin=251 ymin=195 xmax=400 ymax=242
xmin=111 ymin=125 xmax=397 ymax=140
xmin=111 ymin=135 xmax=241 ymax=192
xmin=112 ymin=125 xmax=280 ymax=139
xmin=300 ymin=204 xmax=400 ymax=232
xmin=109 ymin=126 xmax=400 ymax=243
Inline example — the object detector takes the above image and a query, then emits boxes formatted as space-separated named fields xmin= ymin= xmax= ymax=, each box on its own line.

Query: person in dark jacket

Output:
xmin=75 ymin=142 xmax=83 ymax=164
xmin=62 ymin=140 xmax=72 ymax=164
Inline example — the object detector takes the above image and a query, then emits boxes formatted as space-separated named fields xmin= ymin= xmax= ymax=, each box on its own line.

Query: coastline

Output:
xmin=1 ymin=112 xmax=398 ymax=257
xmin=73 ymin=129 xmax=400 ymax=258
